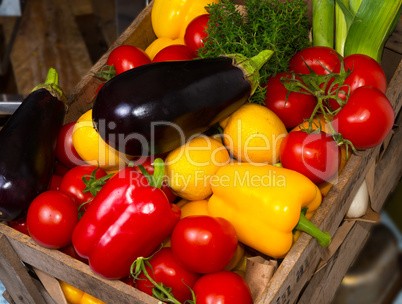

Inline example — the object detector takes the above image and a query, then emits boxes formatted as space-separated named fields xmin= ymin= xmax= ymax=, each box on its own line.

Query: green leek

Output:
xmin=334 ymin=0 xmax=349 ymax=55
xmin=348 ymin=0 xmax=363 ymax=14
xmin=312 ymin=0 xmax=335 ymax=47
xmin=343 ymin=0 xmax=402 ymax=62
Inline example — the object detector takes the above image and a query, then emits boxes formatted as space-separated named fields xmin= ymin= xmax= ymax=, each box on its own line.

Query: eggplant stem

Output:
xmin=295 ymin=212 xmax=331 ymax=247
xmin=31 ymin=68 xmax=66 ymax=104
xmin=44 ymin=67 xmax=59 ymax=86
xmin=226 ymin=49 xmax=274 ymax=96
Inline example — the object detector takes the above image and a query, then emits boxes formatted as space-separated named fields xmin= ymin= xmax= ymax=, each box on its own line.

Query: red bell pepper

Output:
xmin=72 ymin=160 xmax=181 ymax=279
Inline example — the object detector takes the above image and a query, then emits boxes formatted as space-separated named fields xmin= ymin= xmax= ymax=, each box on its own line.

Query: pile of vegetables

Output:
xmin=0 ymin=0 xmax=400 ymax=303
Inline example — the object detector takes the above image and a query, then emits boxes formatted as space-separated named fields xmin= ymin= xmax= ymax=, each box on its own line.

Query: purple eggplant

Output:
xmin=92 ymin=50 xmax=273 ymax=156
xmin=0 ymin=68 xmax=66 ymax=221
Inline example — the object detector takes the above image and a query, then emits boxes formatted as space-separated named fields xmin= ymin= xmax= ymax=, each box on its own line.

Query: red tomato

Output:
xmin=263 ymin=72 xmax=317 ymax=129
xmin=334 ymin=86 xmax=394 ymax=150
xmin=59 ymin=244 xmax=89 ymax=264
xmin=184 ymin=14 xmax=210 ymax=53
xmin=121 ymin=276 xmax=135 ymax=287
xmin=134 ymin=156 xmax=177 ymax=203
xmin=48 ymin=174 xmax=63 ymax=191
xmin=280 ymin=131 xmax=340 ymax=184
xmin=8 ymin=216 xmax=29 ymax=236
xmin=152 ymin=44 xmax=195 ymax=62
xmin=289 ymin=46 xmax=342 ymax=75
xmin=106 ymin=45 xmax=151 ymax=74
xmin=27 ymin=190 xmax=78 ymax=249
xmin=59 ymin=165 xmax=109 ymax=211
xmin=328 ymin=54 xmax=388 ymax=110
xmin=135 ymin=247 xmax=201 ymax=303
xmin=193 ymin=270 xmax=253 ymax=304
xmin=170 ymin=215 xmax=238 ymax=274
xmin=56 ymin=122 xmax=85 ymax=169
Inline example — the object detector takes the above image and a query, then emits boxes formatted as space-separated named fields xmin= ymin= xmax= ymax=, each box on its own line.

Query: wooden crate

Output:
xmin=1 ymin=1 xmax=401 ymax=304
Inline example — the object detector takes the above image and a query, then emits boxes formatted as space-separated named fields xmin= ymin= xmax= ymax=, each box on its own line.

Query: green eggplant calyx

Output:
xmin=31 ymin=68 xmax=66 ymax=104
xmin=225 ymin=49 xmax=274 ymax=96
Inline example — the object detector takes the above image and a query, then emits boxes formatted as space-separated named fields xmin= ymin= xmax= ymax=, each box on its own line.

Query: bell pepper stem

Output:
xmin=137 ymin=158 xmax=165 ymax=189
xmin=295 ymin=212 xmax=331 ymax=247
xmin=151 ymin=158 xmax=165 ymax=189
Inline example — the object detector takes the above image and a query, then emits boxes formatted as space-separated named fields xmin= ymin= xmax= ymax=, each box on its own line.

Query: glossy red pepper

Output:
xmin=72 ymin=161 xmax=181 ymax=279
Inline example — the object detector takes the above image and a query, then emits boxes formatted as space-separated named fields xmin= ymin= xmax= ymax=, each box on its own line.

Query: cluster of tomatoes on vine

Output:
xmin=263 ymin=46 xmax=394 ymax=185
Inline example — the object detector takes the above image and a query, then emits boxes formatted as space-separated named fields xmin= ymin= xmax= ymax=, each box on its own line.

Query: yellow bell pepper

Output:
xmin=208 ymin=162 xmax=331 ymax=258
xmin=59 ymin=280 xmax=107 ymax=304
xmin=151 ymin=0 xmax=219 ymax=39
xmin=178 ymin=199 xmax=209 ymax=219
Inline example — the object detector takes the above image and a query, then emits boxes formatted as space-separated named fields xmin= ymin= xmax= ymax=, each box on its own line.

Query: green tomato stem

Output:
xmin=131 ymin=257 xmax=182 ymax=304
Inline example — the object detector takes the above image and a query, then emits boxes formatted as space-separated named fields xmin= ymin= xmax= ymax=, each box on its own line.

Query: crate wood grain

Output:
xmin=0 ymin=0 xmax=116 ymax=96
xmin=0 ymin=1 xmax=401 ymax=304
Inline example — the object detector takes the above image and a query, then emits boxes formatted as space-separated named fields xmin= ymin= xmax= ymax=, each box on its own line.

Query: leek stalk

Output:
xmin=312 ymin=0 xmax=335 ymax=47
xmin=334 ymin=0 xmax=349 ymax=55
xmin=348 ymin=0 xmax=363 ymax=14
xmin=343 ymin=0 xmax=402 ymax=62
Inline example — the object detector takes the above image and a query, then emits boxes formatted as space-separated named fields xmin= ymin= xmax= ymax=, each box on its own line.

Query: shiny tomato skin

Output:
xmin=170 ymin=215 xmax=238 ymax=274
xmin=335 ymin=54 xmax=387 ymax=94
xmin=334 ymin=86 xmax=394 ymax=150
xmin=280 ymin=131 xmax=340 ymax=184
xmin=184 ymin=14 xmax=210 ymax=53
xmin=106 ymin=45 xmax=151 ymax=74
xmin=289 ymin=46 xmax=342 ymax=75
xmin=27 ymin=190 xmax=78 ymax=249
xmin=193 ymin=270 xmax=253 ymax=304
xmin=263 ymin=72 xmax=317 ymax=129
xmin=8 ymin=216 xmax=29 ymax=236
xmin=135 ymin=247 xmax=201 ymax=303
xmin=328 ymin=54 xmax=388 ymax=111
xmin=56 ymin=122 xmax=85 ymax=169
xmin=152 ymin=44 xmax=195 ymax=62
xmin=59 ymin=165 xmax=108 ymax=211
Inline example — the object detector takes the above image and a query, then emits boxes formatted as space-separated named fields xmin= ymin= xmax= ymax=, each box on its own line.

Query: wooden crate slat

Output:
xmin=298 ymin=221 xmax=373 ymax=304
xmin=0 ymin=234 xmax=47 ymax=304
xmin=0 ymin=224 xmax=159 ymax=304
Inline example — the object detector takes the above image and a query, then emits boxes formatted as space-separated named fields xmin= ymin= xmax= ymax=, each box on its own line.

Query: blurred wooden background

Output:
xmin=0 ymin=0 xmax=400 ymax=98
xmin=0 ymin=0 xmax=148 ymax=97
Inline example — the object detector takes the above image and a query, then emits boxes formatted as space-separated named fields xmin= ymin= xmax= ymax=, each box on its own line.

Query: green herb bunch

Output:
xmin=198 ymin=0 xmax=311 ymax=103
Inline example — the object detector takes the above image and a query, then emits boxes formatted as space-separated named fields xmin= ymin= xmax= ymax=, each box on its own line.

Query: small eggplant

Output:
xmin=92 ymin=50 xmax=273 ymax=156
xmin=0 ymin=68 xmax=66 ymax=221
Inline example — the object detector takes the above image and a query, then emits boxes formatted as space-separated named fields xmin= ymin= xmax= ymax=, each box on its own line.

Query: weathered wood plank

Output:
xmin=0 ymin=224 xmax=159 ymax=304
xmin=0 ymin=234 xmax=47 ymax=304
xmin=10 ymin=0 xmax=92 ymax=95
xmin=90 ymin=0 xmax=117 ymax=47
xmin=297 ymin=221 xmax=373 ymax=304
